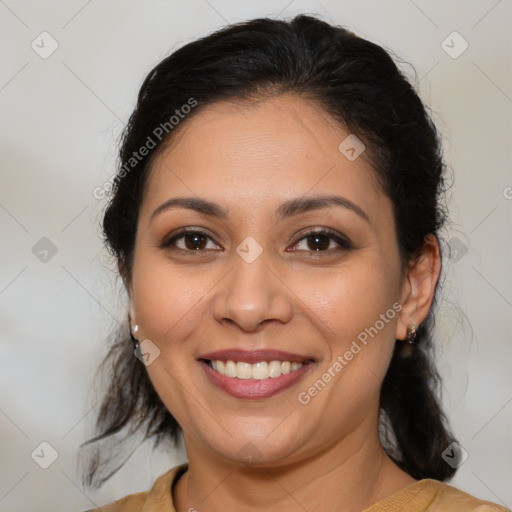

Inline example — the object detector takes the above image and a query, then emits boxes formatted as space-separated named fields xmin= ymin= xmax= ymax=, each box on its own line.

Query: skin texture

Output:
xmin=126 ymin=94 xmax=441 ymax=511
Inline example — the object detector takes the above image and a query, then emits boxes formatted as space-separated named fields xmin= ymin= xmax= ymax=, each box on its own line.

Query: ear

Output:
xmin=119 ymin=259 xmax=137 ymax=327
xmin=396 ymin=234 xmax=442 ymax=340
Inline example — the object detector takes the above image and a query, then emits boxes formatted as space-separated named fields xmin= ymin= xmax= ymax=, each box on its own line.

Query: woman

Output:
xmin=81 ymin=14 xmax=508 ymax=512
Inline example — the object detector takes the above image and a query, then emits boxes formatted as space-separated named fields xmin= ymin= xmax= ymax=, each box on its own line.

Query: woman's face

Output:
xmin=128 ymin=94 xmax=412 ymax=467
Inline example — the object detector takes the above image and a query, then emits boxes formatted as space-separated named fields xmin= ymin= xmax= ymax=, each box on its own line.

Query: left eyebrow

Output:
xmin=276 ymin=195 xmax=369 ymax=223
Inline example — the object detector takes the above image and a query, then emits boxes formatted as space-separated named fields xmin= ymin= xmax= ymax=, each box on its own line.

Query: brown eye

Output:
xmin=303 ymin=232 xmax=331 ymax=251
xmin=180 ymin=232 xmax=208 ymax=250
xmin=289 ymin=229 xmax=352 ymax=254
xmin=161 ymin=229 xmax=221 ymax=252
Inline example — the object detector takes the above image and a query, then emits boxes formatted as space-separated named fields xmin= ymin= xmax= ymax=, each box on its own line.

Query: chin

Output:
xmin=208 ymin=429 xmax=307 ymax=468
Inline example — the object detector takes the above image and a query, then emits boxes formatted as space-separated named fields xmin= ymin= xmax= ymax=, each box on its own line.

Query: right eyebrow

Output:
xmin=151 ymin=197 xmax=228 ymax=222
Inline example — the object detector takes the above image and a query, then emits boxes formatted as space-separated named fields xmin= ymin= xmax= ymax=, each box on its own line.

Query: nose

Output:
xmin=211 ymin=250 xmax=294 ymax=332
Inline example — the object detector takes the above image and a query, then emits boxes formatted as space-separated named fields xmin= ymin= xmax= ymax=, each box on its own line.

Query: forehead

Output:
xmin=141 ymin=94 xmax=389 ymax=224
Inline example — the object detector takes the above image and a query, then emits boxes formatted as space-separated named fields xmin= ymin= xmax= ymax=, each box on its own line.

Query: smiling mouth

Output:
xmin=197 ymin=349 xmax=316 ymax=398
xmin=201 ymin=359 xmax=314 ymax=380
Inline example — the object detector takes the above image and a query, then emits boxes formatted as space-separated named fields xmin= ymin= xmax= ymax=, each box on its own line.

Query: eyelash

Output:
xmin=160 ymin=227 xmax=353 ymax=256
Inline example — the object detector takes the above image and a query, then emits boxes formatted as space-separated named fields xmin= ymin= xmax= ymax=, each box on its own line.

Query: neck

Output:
xmin=173 ymin=428 xmax=416 ymax=512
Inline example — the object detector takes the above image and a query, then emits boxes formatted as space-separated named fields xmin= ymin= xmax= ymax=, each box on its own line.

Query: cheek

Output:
xmin=130 ymin=256 xmax=213 ymax=427
xmin=297 ymin=259 xmax=400 ymax=397
xmin=299 ymin=260 xmax=399 ymax=341
xmin=131 ymin=254 xmax=215 ymax=344
xmin=294 ymin=268 xmax=399 ymax=425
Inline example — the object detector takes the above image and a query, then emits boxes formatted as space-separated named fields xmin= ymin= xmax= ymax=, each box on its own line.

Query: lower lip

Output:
xmin=199 ymin=360 xmax=313 ymax=399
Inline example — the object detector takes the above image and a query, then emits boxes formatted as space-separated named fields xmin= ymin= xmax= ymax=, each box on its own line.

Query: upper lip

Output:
xmin=198 ymin=349 xmax=315 ymax=364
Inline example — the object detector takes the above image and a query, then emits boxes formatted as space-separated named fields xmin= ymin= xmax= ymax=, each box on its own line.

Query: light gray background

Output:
xmin=1 ymin=1 xmax=511 ymax=510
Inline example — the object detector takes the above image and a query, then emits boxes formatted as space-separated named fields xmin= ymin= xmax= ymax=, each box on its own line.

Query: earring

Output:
xmin=406 ymin=323 xmax=418 ymax=344
xmin=130 ymin=323 xmax=140 ymax=349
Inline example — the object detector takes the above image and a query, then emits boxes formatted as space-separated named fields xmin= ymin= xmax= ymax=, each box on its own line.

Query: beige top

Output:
xmin=86 ymin=463 xmax=510 ymax=511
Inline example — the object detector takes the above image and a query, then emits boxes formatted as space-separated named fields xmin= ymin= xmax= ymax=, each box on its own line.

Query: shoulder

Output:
xmin=426 ymin=480 xmax=510 ymax=511
xmin=364 ymin=478 xmax=509 ymax=512
xmin=82 ymin=491 xmax=147 ymax=512
xmin=83 ymin=463 xmax=188 ymax=512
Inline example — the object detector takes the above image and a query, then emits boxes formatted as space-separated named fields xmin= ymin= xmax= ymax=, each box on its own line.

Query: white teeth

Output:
xmin=252 ymin=362 xmax=269 ymax=380
xmin=225 ymin=360 xmax=237 ymax=378
xmin=268 ymin=361 xmax=282 ymax=378
xmin=281 ymin=361 xmax=291 ymax=375
xmin=236 ymin=362 xmax=252 ymax=379
xmin=209 ymin=359 xmax=304 ymax=379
